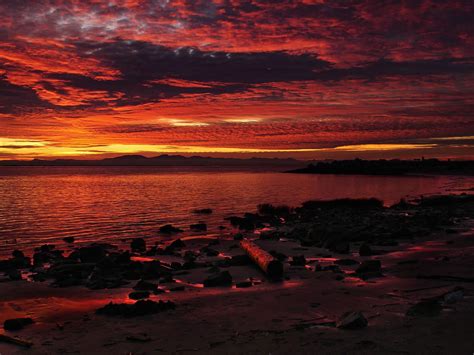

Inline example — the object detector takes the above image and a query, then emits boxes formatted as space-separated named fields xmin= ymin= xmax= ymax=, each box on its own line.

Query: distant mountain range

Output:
xmin=0 ymin=154 xmax=310 ymax=167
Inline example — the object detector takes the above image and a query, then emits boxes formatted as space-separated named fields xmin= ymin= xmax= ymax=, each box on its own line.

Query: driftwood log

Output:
xmin=240 ymin=239 xmax=283 ymax=279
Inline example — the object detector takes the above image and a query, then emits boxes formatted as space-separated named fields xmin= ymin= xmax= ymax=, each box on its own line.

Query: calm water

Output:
xmin=1 ymin=166 xmax=473 ymax=256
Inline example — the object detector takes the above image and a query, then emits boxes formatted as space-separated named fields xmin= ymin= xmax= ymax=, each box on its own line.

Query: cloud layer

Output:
xmin=0 ymin=0 xmax=473 ymax=159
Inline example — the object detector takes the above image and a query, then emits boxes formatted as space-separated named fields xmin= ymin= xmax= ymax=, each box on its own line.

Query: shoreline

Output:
xmin=1 ymin=194 xmax=474 ymax=353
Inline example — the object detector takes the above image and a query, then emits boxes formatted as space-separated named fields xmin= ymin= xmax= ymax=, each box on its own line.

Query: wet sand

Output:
xmin=1 ymin=224 xmax=474 ymax=354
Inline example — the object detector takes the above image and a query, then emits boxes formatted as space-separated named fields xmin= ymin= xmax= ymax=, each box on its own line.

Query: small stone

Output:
xmin=63 ymin=237 xmax=75 ymax=244
xmin=406 ymin=299 xmax=442 ymax=317
xmin=4 ymin=317 xmax=34 ymax=331
xmin=359 ymin=243 xmax=373 ymax=256
xmin=336 ymin=311 xmax=368 ymax=329
xmin=290 ymin=255 xmax=306 ymax=266
xmin=236 ymin=280 xmax=253 ymax=288
xmin=203 ymin=271 xmax=232 ymax=287
xmin=129 ymin=291 xmax=150 ymax=300
xmin=159 ymin=225 xmax=183 ymax=234
xmin=131 ymin=238 xmax=146 ymax=252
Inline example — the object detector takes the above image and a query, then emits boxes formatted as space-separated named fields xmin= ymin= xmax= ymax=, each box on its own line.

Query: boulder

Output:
xmin=79 ymin=245 xmax=106 ymax=263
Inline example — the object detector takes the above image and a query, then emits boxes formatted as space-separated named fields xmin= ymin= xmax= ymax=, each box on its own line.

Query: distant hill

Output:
xmin=287 ymin=158 xmax=474 ymax=176
xmin=0 ymin=154 xmax=309 ymax=168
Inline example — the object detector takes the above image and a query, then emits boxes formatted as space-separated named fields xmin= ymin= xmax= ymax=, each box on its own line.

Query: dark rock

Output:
xmin=329 ymin=241 xmax=350 ymax=254
xmin=79 ymin=245 xmax=106 ymax=263
xmin=133 ymin=280 xmax=158 ymax=291
xmin=406 ymin=299 xmax=442 ymax=317
xmin=165 ymin=239 xmax=185 ymax=252
xmin=131 ymin=238 xmax=146 ymax=252
xmin=336 ymin=311 xmax=368 ymax=329
xmin=7 ymin=269 xmax=22 ymax=281
xmin=12 ymin=250 xmax=25 ymax=259
xmin=290 ymin=255 xmax=306 ymax=266
xmin=233 ymin=233 xmax=244 ymax=241
xmin=440 ymin=287 xmax=464 ymax=304
xmin=3 ymin=318 xmax=34 ymax=331
xmin=129 ymin=291 xmax=150 ymax=300
xmin=96 ymin=300 xmax=176 ymax=317
xmin=193 ymin=208 xmax=213 ymax=214
xmin=169 ymin=285 xmax=185 ymax=291
xmin=356 ymin=260 xmax=381 ymax=275
xmin=334 ymin=259 xmax=359 ymax=266
xmin=203 ymin=271 xmax=232 ymax=287
xmin=201 ymin=246 xmax=219 ymax=257
xmin=359 ymin=243 xmax=373 ymax=256
xmin=63 ymin=237 xmax=75 ymax=243
xmin=269 ymin=250 xmax=287 ymax=261
xmin=159 ymin=224 xmax=183 ymax=234
xmin=236 ymin=280 xmax=253 ymax=288
xmin=190 ymin=223 xmax=207 ymax=232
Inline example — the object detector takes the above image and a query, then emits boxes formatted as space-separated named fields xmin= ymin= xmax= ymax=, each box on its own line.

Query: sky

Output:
xmin=0 ymin=0 xmax=473 ymax=160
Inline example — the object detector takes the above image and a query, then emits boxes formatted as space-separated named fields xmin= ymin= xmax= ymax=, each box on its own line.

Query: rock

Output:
xmin=336 ymin=311 xmax=368 ymax=329
xmin=7 ymin=269 xmax=22 ymax=281
xmin=169 ymin=285 xmax=185 ymax=292
xmin=96 ymin=300 xmax=176 ymax=317
xmin=203 ymin=271 xmax=232 ymax=287
xmin=201 ymin=247 xmax=219 ymax=257
xmin=130 ymin=238 xmax=146 ymax=252
xmin=355 ymin=260 xmax=382 ymax=278
xmin=165 ymin=239 xmax=185 ymax=252
xmin=233 ymin=233 xmax=244 ymax=241
xmin=269 ymin=250 xmax=287 ymax=261
xmin=236 ymin=280 xmax=253 ymax=288
xmin=3 ymin=318 xmax=34 ymax=331
xmin=79 ymin=245 xmax=106 ymax=263
xmin=190 ymin=223 xmax=207 ymax=232
xmin=290 ymin=255 xmax=306 ymax=266
xmin=63 ymin=237 xmax=75 ymax=243
xmin=12 ymin=250 xmax=25 ymax=259
xmin=406 ymin=299 xmax=442 ymax=317
xmin=329 ymin=241 xmax=350 ymax=254
xmin=133 ymin=280 xmax=158 ymax=291
xmin=359 ymin=243 xmax=373 ymax=256
xmin=193 ymin=208 xmax=213 ymax=214
xmin=129 ymin=291 xmax=150 ymax=300
xmin=334 ymin=258 xmax=359 ymax=266
xmin=441 ymin=287 xmax=464 ymax=304
xmin=159 ymin=224 xmax=183 ymax=234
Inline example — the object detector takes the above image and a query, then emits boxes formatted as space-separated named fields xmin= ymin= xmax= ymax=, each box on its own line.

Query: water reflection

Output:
xmin=0 ymin=166 xmax=473 ymax=255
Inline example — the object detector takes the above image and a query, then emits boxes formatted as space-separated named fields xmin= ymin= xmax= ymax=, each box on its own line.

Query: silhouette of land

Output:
xmin=287 ymin=158 xmax=474 ymax=175
xmin=0 ymin=154 xmax=308 ymax=168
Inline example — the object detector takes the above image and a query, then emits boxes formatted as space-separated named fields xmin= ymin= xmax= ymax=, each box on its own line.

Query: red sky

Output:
xmin=0 ymin=0 xmax=473 ymax=160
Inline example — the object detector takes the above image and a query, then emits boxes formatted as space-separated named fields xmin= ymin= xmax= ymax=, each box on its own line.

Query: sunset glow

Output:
xmin=1 ymin=1 xmax=473 ymax=159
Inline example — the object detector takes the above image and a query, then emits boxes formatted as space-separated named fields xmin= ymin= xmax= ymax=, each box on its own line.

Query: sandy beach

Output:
xmin=1 ymin=195 xmax=474 ymax=354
